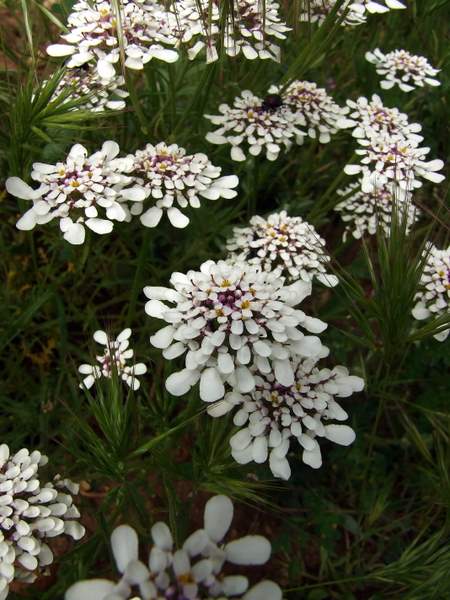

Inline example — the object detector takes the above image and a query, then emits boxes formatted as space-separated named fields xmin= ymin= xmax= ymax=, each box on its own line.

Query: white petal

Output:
xmin=183 ymin=529 xmax=208 ymax=557
xmin=47 ymin=43 xmax=75 ymax=57
xmin=200 ymin=368 xmax=225 ymax=402
xmin=168 ymin=207 xmax=189 ymax=228
xmin=223 ymin=575 xmax=249 ymax=596
xmin=16 ymin=208 xmax=38 ymax=231
xmin=274 ymin=359 xmax=294 ymax=387
xmin=86 ymin=218 xmax=113 ymax=235
xmin=166 ymin=369 xmax=199 ymax=396
xmin=111 ymin=525 xmax=139 ymax=573
xmin=204 ymin=495 xmax=233 ymax=543
xmin=324 ymin=425 xmax=356 ymax=446
xmin=151 ymin=522 xmax=173 ymax=551
xmin=64 ymin=223 xmax=85 ymax=245
xmin=243 ymin=581 xmax=282 ymax=600
xmin=97 ymin=59 xmax=116 ymax=79
xmin=65 ymin=580 xmax=116 ymax=600
xmin=269 ymin=453 xmax=291 ymax=480
xmin=6 ymin=177 xmax=39 ymax=200
xmin=225 ymin=535 xmax=271 ymax=565
xmin=93 ymin=330 xmax=108 ymax=345
xmin=140 ymin=207 xmax=163 ymax=228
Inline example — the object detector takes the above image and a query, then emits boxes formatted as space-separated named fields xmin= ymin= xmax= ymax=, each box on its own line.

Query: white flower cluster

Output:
xmin=366 ymin=48 xmax=441 ymax=92
xmin=344 ymin=135 xmax=445 ymax=193
xmin=300 ymin=0 xmax=405 ymax=27
xmin=412 ymin=244 xmax=450 ymax=342
xmin=145 ymin=259 xmax=329 ymax=405
xmin=205 ymin=90 xmax=301 ymax=162
xmin=229 ymin=358 xmax=364 ymax=479
xmin=205 ymin=80 xmax=346 ymax=162
xmin=46 ymin=0 xmax=290 ymax=109
xmin=6 ymin=141 xmax=144 ymax=245
xmin=47 ymin=0 xmax=179 ymax=82
xmin=0 ymin=444 xmax=85 ymax=600
xmin=174 ymin=0 xmax=290 ymax=63
xmin=79 ymin=329 xmax=147 ymax=391
xmin=270 ymin=80 xmax=349 ymax=144
xmin=126 ymin=142 xmax=239 ymax=229
xmin=226 ymin=210 xmax=338 ymax=286
xmin=65 ymin=494 xmax=283 ymax=600
xmin=53 ymin=65 xmax=129 ymax=112
xmin=335 ymin=182 xmax=419 ymax=239
xmin=337 ymin=94 xmax=444 ymax=237
xmin=338 ymin=94 xmax=423 ymax=143
xmin=7 ymin=140 xmax=238 ymax=243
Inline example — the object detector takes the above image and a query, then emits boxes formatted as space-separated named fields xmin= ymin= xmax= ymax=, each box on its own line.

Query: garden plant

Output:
xmin=0 ymin=1 xmax=449 ymax=599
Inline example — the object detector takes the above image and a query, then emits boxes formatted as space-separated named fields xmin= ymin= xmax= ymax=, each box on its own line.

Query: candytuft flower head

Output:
xmin=79 ymin=329 xmax=147 ymax=390
xmin=412 ymin=244 xmax=450 ymax=342
xmin=145 ymin=259 xmax=329 ymax=405
xmin=0 ymin=444 xmax=85 ymax=599
xmin=227 ymin=357 xmax=364 ymax=479
xmin=126 ymin=142 xmax=239 ymax=228
xmin=53 ymin=64 xmax=129 ymax=112
xmin=338 ymin=94 xmax=423 ymax=143
xmin=205 ymin=80 xmax=344 ymax=162
xmin=344 ymin=134 xmax=445 ymax=193
xmin=205 ymin=90 xmax=301 ymax=162
xmin=47 ymin=0 xmax=178 ymax=81
xmin=65 ymin=494 xmax=283 ymax=600
xmin=365 ymin=48 xmax=440 ymax=92
xmin=179 ymin=0 xmax=290 ymax=63
xmin=6 ymin=141 xmax=145 ymax=245
xmin=270 ymin=80 xmax=348 ymax=144
xmin=300 ymin=0 xmax=405 ymax=27
xmin=335 ymin=181 xmax=420 ymax=240
xmin=226 ymin=210 xmax=338 ymax=286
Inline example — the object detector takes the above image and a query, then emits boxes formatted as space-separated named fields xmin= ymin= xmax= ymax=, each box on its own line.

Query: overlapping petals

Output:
xmin=0 ymin=445 xmax=84 ymax=599
xmin=126 ymin=142 xmax=239 ymax=228
xmin=412 ymin=244 xmax=450 ymax=342
xmin=366 ymin=48 xmax=440 ymax=92
xmin=344 ymin=134 xmax=445 ymax=193
xmin=47 ymin=0 xmax=179 ymax=82
xmin=6 ymin=141 xmax=143 ymax=245
xmin=52 ymin=65 xmax=129 ymax=112
xmin=145 ymin=259 xmax=329 ymax=404
xmin=65 ymin=495 xmax=283 ymax=600
xmin=338 ymin=94 xmax=423 ymax=142
xmin=227 ymin=210 xmax=338 ymax=286
xmin=205 ymin=80 xmax=346 ymax=162
xmin=227 ymin=358 xmax=364 ymax=478
xmin=335 ymin=181 xmax=419 ymax=239
xmin=174 ymin=0 xmax=290 ymax=63
xmin=300 ymin=0 xmax=405 ymax=27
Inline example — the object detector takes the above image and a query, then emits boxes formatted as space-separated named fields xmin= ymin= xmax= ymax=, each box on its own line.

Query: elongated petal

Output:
xmin=65 ymin=579 xmax=116 ymax=600
xmin=225 ymin=535 xmax=271 ymax=565
xmin=111 ymin=525 xmax=139 ymax=573
xmin=204 ymin=495 xmax=233 ymax=542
